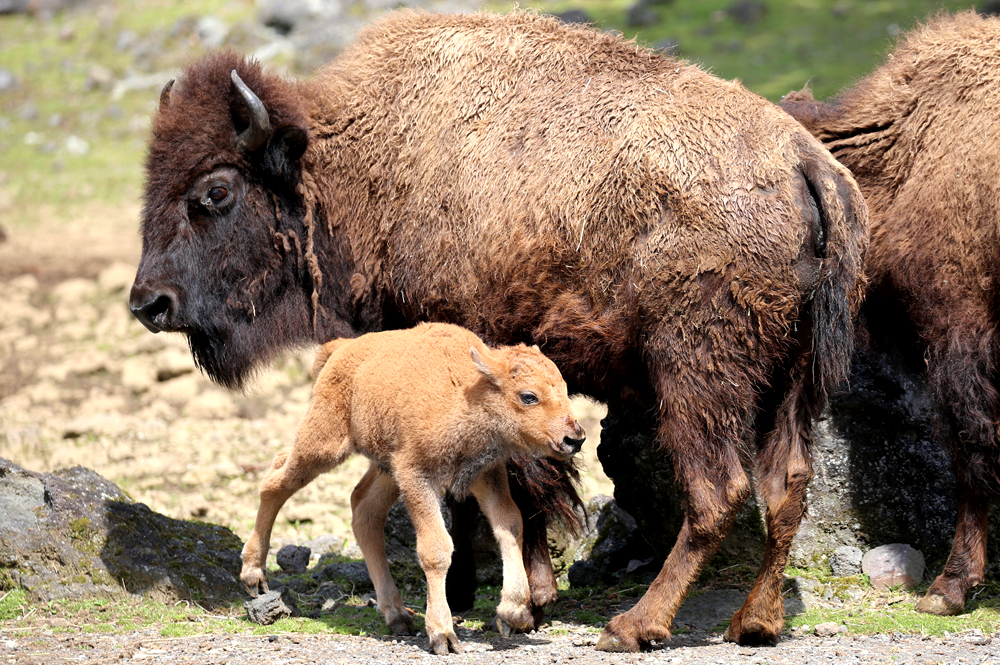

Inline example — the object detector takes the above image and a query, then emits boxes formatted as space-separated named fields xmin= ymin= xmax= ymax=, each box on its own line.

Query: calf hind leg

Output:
xmin=240 ymin=404 xmax=351 ymax=595
xmin=351 ymin=463 xmax=413 ymax=634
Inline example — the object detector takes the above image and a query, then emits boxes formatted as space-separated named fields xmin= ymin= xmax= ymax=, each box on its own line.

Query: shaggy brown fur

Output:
xmin=132 ymin=10 xmax=868 ymax=650
xmin=240 ymin=322 xmax=585 ymax=654
xmin=782 ymin=11 xmax=1000 ymax=617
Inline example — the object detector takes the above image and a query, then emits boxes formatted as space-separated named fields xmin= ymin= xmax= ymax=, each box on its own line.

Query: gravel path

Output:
xmin=6 ymin=625 xmax=999 ymax=665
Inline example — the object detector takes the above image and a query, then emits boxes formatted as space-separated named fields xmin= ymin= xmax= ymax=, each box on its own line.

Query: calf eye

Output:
xmin=208 ymin=186 xmax=229 ymax=202
xmin=519 ymin=392 xmax=539 ymax=405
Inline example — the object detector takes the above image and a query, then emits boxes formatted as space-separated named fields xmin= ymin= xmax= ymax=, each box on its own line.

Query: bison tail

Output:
xmin=311 ymin=338 xmax=354 ymax=378
xmin=801 ymin=143 xmax=869 ymax=402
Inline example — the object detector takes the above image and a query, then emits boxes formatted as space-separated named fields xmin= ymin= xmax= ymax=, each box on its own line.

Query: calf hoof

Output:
xmin=239 ymin=568 xmax=268 ymax=598
xmin=723 ymin=609 xmax=780 ymax=646
xmin=495 ymin=600 xmax=534 ymax=634
xmin=915 ymin=592 xmax=964 ymax=616
xmin=429 ymin=630 xmax=462 ymax=655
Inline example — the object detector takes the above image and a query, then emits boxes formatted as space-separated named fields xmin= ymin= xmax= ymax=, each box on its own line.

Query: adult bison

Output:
xmin=130 ymin=10 xmax=868 ymax=649
xmin=781 ymin=11 xmax=1000 ymax=617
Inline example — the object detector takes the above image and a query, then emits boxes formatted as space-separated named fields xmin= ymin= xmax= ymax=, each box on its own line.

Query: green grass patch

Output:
xmin=0 ymin=589 xmax=28 ymax=621
xmin=785 ymin=598 xmax=1000 ymax=636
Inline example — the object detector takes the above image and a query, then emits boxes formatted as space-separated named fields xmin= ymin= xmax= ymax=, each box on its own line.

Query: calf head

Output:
xmin=129 ymin=53 xmax=340 ymax=389
xmin=470 ymin=345 xmax=585 ymax=459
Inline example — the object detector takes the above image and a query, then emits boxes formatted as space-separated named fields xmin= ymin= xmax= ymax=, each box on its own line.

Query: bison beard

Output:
xmin=133 ymin=10 xmax=868 ymax=651
xmin=781 ymin=10 xmax=1000 ymax=617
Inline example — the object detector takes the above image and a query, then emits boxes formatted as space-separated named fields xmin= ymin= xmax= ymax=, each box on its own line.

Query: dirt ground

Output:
xmin=0 ymin=202 xmax=612 ymax=560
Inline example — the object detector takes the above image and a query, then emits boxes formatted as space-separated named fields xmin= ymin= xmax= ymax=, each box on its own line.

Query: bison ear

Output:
xmin=263 ymin=125 xmax=309 ymax=179
xmin=470 ymin=346 xmax=500 ymax=385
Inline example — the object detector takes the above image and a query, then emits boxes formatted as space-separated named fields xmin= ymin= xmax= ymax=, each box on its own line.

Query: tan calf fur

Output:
xmin=240 ymin=322 xmax=585 ymax=654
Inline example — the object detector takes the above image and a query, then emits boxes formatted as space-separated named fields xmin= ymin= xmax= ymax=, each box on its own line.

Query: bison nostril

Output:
xmin=130 ymin=289 xmax=176 ymax=333
xmin=563 ymin=436 xmax=585 ymax=454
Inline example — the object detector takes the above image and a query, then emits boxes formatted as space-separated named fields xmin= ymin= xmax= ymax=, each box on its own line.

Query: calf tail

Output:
xmin=799 ymin=141 xmax=869 ymax=402
xmin=311 ymin=338 xmax=353 ymax=378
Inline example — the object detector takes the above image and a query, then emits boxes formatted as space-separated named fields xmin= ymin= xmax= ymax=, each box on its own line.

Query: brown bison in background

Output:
xmin=782 ymin=11 xmax=1000 ymax=617
xmin=130 ymin=10 xmax=868 ymax=650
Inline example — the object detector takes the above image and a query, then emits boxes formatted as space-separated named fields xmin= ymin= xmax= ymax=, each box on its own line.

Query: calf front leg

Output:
xmin=399 ymin=475 xmax=461 ymax=655
xmin=471 ymin=465 xmax=534 ymax=636
xmin=351 ymin=462 xmax=412 ymax=635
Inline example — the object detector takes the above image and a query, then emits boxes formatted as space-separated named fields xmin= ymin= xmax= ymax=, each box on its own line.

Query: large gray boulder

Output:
xmin=0 ymin=458 xmax=243 ymax=607
xmin=598 ymin=342 xmax=981 ymax=573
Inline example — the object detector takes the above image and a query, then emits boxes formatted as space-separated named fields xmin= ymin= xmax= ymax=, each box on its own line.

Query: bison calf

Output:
xmin=239 ymin=322 xmax=585 ymax=654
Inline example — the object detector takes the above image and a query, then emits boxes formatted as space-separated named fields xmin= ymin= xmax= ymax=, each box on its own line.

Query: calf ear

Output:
xmin=263 ymin=125 xmax=309 ymax=180
xmin=470 ymin=347 xmax=499 ymax=384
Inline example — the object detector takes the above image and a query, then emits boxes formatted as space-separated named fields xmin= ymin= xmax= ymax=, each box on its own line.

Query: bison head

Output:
xmin=130 ymin=54 xmax=347 ymax=390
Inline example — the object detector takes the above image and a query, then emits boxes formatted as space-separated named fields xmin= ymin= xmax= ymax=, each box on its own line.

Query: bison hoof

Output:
xmin=240 ymin=570 xmax=268 ymax=598
xmin=723 ymin=610 xmax=780 ymax=646
xmin=429 ymin=630 xmax=462 ymax=655
xmin=595 ymin=629 xmax=645 ymax=653
xmin=915 ymin=592 xmax=964 ymax=616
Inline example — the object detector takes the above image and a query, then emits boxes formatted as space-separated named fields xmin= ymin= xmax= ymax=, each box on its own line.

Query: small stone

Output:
xmin=727 ymin=0 xmax=767 ymax=25
xmin=244 ymin=589 xmax=298 ymax=625
xmin=814 ymin=622 xmax=840 ymax=637
xmin=0 ymin=69 xmax=17 ymax=93
xmin=627 ymin=1 xmax=659 ymax=28
xmin=862 ymin=544 xmax=925 ymax=590
xmin=85 ymin=64 xmax=114 ymax=92
xmin=554 ymin=8 xmax=592 ymax=24
xmin=830 ymin=545 xmax=863 ymax=576
xmin=276 ymin=545 xmax=311 ymax=574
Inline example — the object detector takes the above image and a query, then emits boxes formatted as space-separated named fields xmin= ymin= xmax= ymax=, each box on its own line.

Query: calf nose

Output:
xmin=129 ymin=282 xmax=177 ymax=333
xmin=562 ymin=435 xmax=586 ymax=455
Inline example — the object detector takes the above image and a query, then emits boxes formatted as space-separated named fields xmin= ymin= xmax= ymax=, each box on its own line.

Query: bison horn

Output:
xmin=230 ymin=70 xmax=271 ymax=153
xmin=159 ymin=79 xmax=174 ymax=111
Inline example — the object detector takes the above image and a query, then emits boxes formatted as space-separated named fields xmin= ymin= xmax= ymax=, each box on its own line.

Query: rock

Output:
xmin=245 ymin=588 xmax=298 ymax=625
xmin=674 ymin=589 xmax=745 ymax=631
xmin=195 ymin=16 xmax=228 ymax=47
xmin=727 ymin=0 xmax=767 ymax=25
xmin=862 ymin=544 xmax=925 ymax=590
xmin=301 ymin=535 xmax=344 ymax=560
xmin=65 ymin=135 xmax=89 ymax=156
xmin=97 ymin=261 xmax=135 ymax=293
xmin=84 ymin=64 xmax=114 ymax=92
xmin=0 ymin=69 xmax=16 ymax=93
xmin=784 ymin=576 xmax=821 ymax=612
xmin=0 ymin=458 xmax=243 ymax=606
xmin=627 ymin=1 xmax=659 ymax=28
xmin=257 ymin=0 xmax=341 ymax=34
xmin=155 ymin=348 xmax=195 ymax=381
xmin=554 ymin=9 xmax=592 ymax=25
xmin=62 ymin=413 xmax=123 ymax=439
xmin=564 ymin=495 xmax=658 ymax=587
xmin=312 ymin=561 xmax=372 ymax=590
xmin=814 ymin=621 xmax=841 ymax=637
xmin=830 ymin=545 xmax=863 ymax=577
xmin=276 ymin=545 xmax=311 ymax=574
xmin=0 ymin=0 xmax=30 ymax=14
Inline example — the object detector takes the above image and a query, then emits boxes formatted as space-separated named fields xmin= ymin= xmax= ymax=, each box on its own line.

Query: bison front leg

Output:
xmin=916 ymin=486 xmax=989 ymax=616
xmin=471 ymin=465 xmax=534 ymax=637
xmin=352 ymin=462 xmax=412 ymax=635
xmin=596 ymin=424 xmax=751 ymax=652
xmin=399 ymin=476 xmax=461 ymax=655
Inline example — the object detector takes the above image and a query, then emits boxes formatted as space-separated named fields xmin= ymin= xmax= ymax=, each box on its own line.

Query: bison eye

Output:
xmin=208 ymin=187 xmax=229 ymax=202
xmin=519 ymin=392 xmax=539 ymax=406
